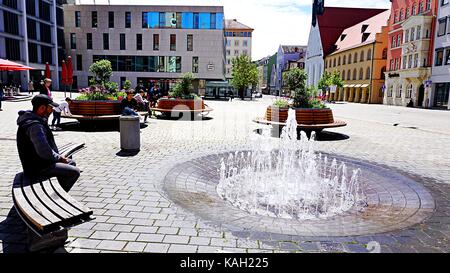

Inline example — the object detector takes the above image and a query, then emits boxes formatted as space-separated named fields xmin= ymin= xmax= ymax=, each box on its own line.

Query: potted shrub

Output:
xmin=70 ymin=60 xmax=123 ymax=116
xmin=265 ymin=68 xmax=335 ymax=125
xmin=157 ymin=73 xmax=205 ymax=111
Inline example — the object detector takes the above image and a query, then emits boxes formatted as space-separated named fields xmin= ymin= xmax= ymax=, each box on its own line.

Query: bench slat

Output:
xmin=21 ymin=182 xmax=61 ymax=224
xmin=30 ymin=181 xmax=74 ymax=221
xmin=12 ymin=175 xmax=53 ymax=232
xmin=49 ymin=179 xmax=93 ymax=217
xmin=41 ymin=180 xmax=86 ymax=218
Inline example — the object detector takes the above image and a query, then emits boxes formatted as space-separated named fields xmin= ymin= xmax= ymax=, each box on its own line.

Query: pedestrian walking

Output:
xmin=28 ymin=80 xmax=34 ymax=94
xmin=0 ymin=80 xmax=4 ymax=111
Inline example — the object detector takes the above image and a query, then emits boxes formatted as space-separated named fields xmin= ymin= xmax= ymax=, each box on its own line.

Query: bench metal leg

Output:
xmin=27 ymin=228 xmax=68 ymax=252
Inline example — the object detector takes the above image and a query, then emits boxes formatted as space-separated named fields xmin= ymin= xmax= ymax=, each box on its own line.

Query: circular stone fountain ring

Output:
xmin=163 ymin=153 xmax=435 ymax=237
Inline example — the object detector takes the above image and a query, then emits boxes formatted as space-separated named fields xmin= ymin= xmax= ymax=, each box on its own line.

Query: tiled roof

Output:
xmin=224 ymin=19 xmax=253 ymax=30
xmin=317 ymin=7 xmax=387 ymax=56
xmin=331 ymin=10 xmax=390 ymax=55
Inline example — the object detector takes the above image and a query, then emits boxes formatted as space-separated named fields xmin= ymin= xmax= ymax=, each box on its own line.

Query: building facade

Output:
xmin=430 ymin=0 xmax=450 ymax=109
xmin=305 ymin=1 xmax=386 ymax=88
xmin=224 ymin=19 xmax=253 ymax=79
xmin=0 ymin=0 xmax=66 ymax=90
xmin=275 ymin=45 xmax=306 ymax=94
xmin=255 ymin=56 xmax=270 ymax=94
xmin=325 ymin=10 xmax=390 ymax=104
xmin=384 ymin=0 xmax=438 ymax=108
xmin=63 ymin=4 xmax=226 ymax=94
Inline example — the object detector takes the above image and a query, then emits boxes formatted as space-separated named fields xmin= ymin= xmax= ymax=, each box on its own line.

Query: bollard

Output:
xmin=119 ymin=115 xmax=140 ymax=152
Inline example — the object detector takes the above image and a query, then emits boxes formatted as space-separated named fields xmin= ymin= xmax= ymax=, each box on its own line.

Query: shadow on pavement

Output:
xmin=58 ymin=121 xmax=149 ymax=132
xmin=116 ymin=150 xmax=140 ymax=157
xmin=0 ymin=208 xmax=29 ymax=253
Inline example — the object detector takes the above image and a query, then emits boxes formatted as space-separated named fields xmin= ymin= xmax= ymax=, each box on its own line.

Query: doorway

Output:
xmin=417 ymin=84 xmax=425 ymax=107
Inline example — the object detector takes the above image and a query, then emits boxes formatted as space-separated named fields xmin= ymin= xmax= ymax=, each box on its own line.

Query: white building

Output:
xmin=224 ymin=19 xmax=253 ymax=79
xmin=430 ymin=1 xmax=450 ymax=109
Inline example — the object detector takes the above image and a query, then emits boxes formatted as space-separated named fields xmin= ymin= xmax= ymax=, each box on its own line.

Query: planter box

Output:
xmin=69 ymin=100 xmax=122 ymax=116
xmin=265 ymin=106 xmax=335 ymax=125
xmin=157 ymin=99 xmax=205 ymax=111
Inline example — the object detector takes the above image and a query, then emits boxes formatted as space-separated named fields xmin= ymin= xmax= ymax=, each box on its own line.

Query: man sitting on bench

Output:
xmin=16 ymin=94 xmax=81 ymax=192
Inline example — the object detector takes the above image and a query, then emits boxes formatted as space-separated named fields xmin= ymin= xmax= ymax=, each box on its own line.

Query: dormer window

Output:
xmin=361 ymin=24 xmax=369 ymax=33
xmin=340 ymin=34 xmax=347 ymax=41
xmin=362 ymin=33 xmax=370 ymax=43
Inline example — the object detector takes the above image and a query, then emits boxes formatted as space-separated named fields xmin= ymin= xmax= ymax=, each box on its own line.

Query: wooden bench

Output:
xmin=150 ymin=105 xmax=213 ymax=119
xmin=12 ymin=143 xmax=93 ymax=252
xmin=62 ymin=112 xmax=150 ymax=123
xmin=253 ymin=117 xmax=347 ymax=133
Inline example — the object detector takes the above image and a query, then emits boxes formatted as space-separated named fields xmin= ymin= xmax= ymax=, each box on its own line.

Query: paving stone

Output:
xmin=137 ymin=234 xmax=165 ymax=243
xmin=116 ymin=232 xmax=139 ymax=241
xmin=163 ymin=235 xmax=190 ymax=244
xmin=168 ymin=244 xmax=198 ymax=253
xmin=96 ymin=240 xmax=127 ymax=251
xmin=157 ymin=227 xmax=179 ymax=235
xmin=197 ymin=246 xmax=223 ymax=253
xmin=90 ymin=231 xmax=119 ymax=240
xmin=144 ymin=243 xmax=170 ymax=253
xmin=132 ymin=226 xmax=158 ymax=234
xmin=189 ymin=237 xmax=211 ymax=246
xmin=124 ymin=242 xmax=147 ymax=252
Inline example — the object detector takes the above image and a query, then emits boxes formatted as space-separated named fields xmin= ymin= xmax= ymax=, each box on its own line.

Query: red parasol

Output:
xmin=66 ymin=56 xmax=73 ymax=87
xmin=61 ymin=60 xmax=68 ymax=85
xmin=45 ymin=62 xmax=51 ymax=79
xmin=0 ymin=59 xmax=34 ymax=71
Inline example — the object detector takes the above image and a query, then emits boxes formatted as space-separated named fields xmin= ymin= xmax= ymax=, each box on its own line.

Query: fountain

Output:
xmin=217 ymin=109 xmax=366 ymax=220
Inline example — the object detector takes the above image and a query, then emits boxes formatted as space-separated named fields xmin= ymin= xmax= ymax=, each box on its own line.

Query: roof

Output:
xmin=331 ymin=10 xmax=390 ymax=55
xmin=225 ymin=19 xmax=253 ymax=30
xmin=317 ymin=7 xmax=388 ymax=56
xmin=281 ymin=45 xmax=307 ymax=54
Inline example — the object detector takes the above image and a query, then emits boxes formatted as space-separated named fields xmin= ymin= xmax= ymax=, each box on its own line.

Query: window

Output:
xmin=125 ymin=12 xmax=131 ymax=28
xmin=70 ymin=33 xmax=76 ymax=49
xmin=28 ymin=42 xmax=38 ymax=63
xmin=419 ymin=2 xmax=424 ymax=12
xmin=353 ymin=69 xmax=357 ymax=80
xmin=445 ymin=48 xmax=450 ymax=65
xmin=5 ymin=38 xmax=20 ymax=61
xmin=153 ymin=34 xmax=159 ymax=51
xmin=75 ymin=11 xmax=81 ymax=27
xmin=193 ymin=13 xmax=199 ymax=29
xmin=354 ymin=52 xmax=358 ymax=63
xmin=103 ymin=33 xmax=109 ymax=50
xmin=366 ymin=67 xmax=371 ymax=80
xmin=333 ymin=58 xmax=336 ymax=67
xmin=396 ymin=85 xmax=403 ymax=98
xmin=199 ymin=12 xmax=211 ymax=29
xmin=403 ymin=56 xmax=407 ymax=69
xmin=187 ymin=34 xmax=193 ymax=51
xmin=360 ymin=51 xmax=365 ymax=62
xmin=84 ymin=33 xmax=92 ymax=50
xmin=338 ymin=57 xmax=341 ymax=66
xmin=39 ymin=23 xmax=51 ymax=43
xmin=400 ymin=9 xmax=404 ymax=21
xmin=436 ymin=50 xmax=444 ymax=66
xmin=348 ymin=54 xmax=352 ymax=64
xmin=438 ymin=18 xmax=447 ymax=36
xmin=210 ymin=13 xmax=216 ymax=29
xmin=76 ymin=54 xmax=82 ymax=71
xmin=408 ymin=55 xmax=413 ymax=68
xmin=417 ymin=26 xmax=421 ymax=39
xmin=39 ymin=0 xmax=51 ymax=20
xmin=397 ymin=34 xmax=402 ymax=46
xmin=396 ymin=58 xmax=400 ymax=70
xmin=40 ymin=45 xmax=52 ymax=65
xmin=192 ymin=57 xmax=199 ymax=73
xmin=226 ymin=40 xmax=231 ymax=47
xmin=342 ymin=70 xmax=346 ymax=80
xmin=391 ymin=60 xmax=395 ymax=71
xmin=235 ymin=40 xmax=240 ymax=46
xmin=405 ymin=30 xmax=410 ymax=43
xmin=347 ymin=70 xmax=351 ymax=80
xmin=235 ymin=50 xmax=239 ymax=56
xmin=170 ymin=34 xmax=176 ymax=51
xmin=388 ymin=86 xmax=393 ymax=97
xmin=243 ymin=41 xmax=248 ymax=47
xmin=406 ymin=7 xmax=410 ymax=18
xmin=413 ymin=5 xmax=417 ymax=15
xmin=406 ymin=84 xmax=413 ymax=98
xmin=120 ymin=34 xmax=126 ymax=50
xmin=426 ymin=0 xmax=432 ymax=10
xmin=109 ymin=11 xmax=114 ymax=28
xmin=226 ymin=50 xmax=231 ymax=56
xmin=92 ymin=11 xmax=98 ymax=28
xmin=3 ymin=11 xmax=19 ymax=35
xmin=367 ymin=49 xmax=372 ymax=60
xmin=243 ymin=50 xmax=248 ymax=56
xmin=359 ymin=68 xmax=364 ymax=80
xmin=136 ymin=34 xmax=142 ymax=51
xmin=343 ymin=55 xmax=346 ymax=65
xmin=414 ymin=53 xmax=419 ymax=68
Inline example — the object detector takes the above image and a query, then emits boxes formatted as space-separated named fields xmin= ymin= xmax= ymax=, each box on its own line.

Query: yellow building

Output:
xmin=325 ymin=10 xmax=390 ymax=104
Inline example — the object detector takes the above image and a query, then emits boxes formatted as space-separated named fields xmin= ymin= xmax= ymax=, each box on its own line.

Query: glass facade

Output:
xmin=93 ymin=55 xmax=182 ymax=73
xmin=142 ymin=12 xmax=224 ymax=29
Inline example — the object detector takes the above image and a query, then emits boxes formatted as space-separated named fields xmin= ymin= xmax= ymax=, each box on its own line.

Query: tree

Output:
xmin=89 ymin=60 xmax=113 ymax=85
xmin=231 ymin=55 xmax=258 ymax=100
xmin=170 ymin=73 xmax=195 ymax=98
xmin=282 ymin=68 xmax=310 ymax=108
xmin=123 ymin=79 xmax=132 ymax=91
xmin=318 ymin=70 xmax=344 ymax=91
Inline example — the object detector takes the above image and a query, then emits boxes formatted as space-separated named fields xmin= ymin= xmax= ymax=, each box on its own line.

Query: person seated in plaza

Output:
xmin=407 ymin=99 xmax=414 ymax=108
xmin=51 ymin=98 xmax=73 ymax=130
xmin=134 ymin=90 xmax=149 ymax=111
xmin=121 ymin=90 xmax=139 ymax=116
xmin=16 ymin=94 xmax=80 ymax=192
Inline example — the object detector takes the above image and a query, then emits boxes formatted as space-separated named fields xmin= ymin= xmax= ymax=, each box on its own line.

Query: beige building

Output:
xmin=325 ymin=10 xmax=390 ymax=104
xmin=224 ymin=19 xmax=254 ymax=79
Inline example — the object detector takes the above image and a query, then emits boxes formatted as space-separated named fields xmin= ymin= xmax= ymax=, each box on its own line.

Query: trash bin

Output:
xmin=119 ymin=115 xmax=140 ymax=152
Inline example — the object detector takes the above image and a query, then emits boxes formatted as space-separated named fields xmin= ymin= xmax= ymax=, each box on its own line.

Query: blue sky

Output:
xmin=74 ymin=0 xmax=391 ymax=60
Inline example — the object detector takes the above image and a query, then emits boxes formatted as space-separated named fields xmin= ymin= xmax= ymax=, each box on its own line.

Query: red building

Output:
xmin=385 ymin=0 xmax=439 ymax=107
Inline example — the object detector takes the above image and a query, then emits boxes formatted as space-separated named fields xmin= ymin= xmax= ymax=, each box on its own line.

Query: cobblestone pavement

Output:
xmin=0 ymin=93 xmax=449 ymax=253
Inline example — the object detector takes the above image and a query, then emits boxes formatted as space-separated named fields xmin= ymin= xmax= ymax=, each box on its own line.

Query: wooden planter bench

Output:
xmin=12 ymin=143 xmax=93 ymax=252
xmin=150 ymin=99 xmax=213 ymax=119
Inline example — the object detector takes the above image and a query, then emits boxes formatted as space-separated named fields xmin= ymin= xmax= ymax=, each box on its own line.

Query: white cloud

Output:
xmin=72 ymin=0 xmax=391 ymax=60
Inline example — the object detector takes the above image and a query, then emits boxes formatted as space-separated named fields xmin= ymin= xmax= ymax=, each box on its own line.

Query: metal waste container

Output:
xmin=119 ymin=116 xmax=140 ymax=151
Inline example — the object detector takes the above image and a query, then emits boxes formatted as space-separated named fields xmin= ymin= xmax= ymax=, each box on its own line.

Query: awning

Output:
xmin=354 ymin=84 xmax=362 ymax=88
xmin=348 ymin=84 xmax=355 ymax=88
xmin=343 ymin=84 xmax=350 ymax=88
xmin=0 ymin=58 xmax=35 ymax=71
xmin=360 ymin=84 xmax=370 ymax=88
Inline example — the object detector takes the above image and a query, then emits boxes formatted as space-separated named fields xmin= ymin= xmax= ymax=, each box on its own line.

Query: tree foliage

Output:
xmin=318 ymin=70 xmax=344 ymax=91
xmin=170 ymin=73 xmax=197 ymax=99
xmin=89 ymin=60 xmax=113 ymax=85
xmin=230 ymin=55 xmax=258 ymax=98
